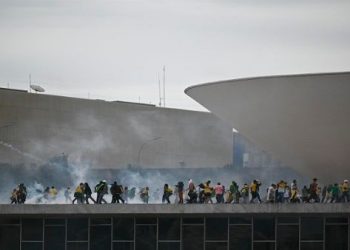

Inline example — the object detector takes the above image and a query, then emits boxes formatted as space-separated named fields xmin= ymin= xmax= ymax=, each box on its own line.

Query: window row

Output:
xmin=0 ymin=216 xmax=349 ymax=250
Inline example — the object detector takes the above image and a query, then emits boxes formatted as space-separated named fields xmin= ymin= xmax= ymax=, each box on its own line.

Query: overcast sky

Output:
xmin=1 ymin=0 xmax=349 ymax=111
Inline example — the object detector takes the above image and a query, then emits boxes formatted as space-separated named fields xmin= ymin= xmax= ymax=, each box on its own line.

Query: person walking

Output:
xmin=177 ymin=181 xmax=184 ymax=204
xmin=240 ymin=184 xmax=250 ymax=204
xmin=267 ymin=184 xmax=276 ymax=203
xmin=84 ymin=183 xmax=96 ymax=204
xmin=95 ymin=180 xmax=108 ymax=204
xmin=72 ymin=183 xmax=84 ymax=204
xmin=140 ymin=187 xmax=149 ymax=204
xmin=64 ymin=187 xmax=72 ymax=203
xmin=250 ymin=180 xmax=262 ymax=203
xmin=214 ymin=182 xmax=224 ymax=203
xmin=162 ymin=184 xmax=173 ymax=204
xmin=308 ymin=178 xmax=320 ymax=203
xmin=341 ymin=180 xmax=349 ymax=202
xmin=203 ymin=180 xmax=214 ymax=204
xmin=331 ymin=183 xmax=340 ymax=203
xmin=111 ymin=182 xmax=125 ymax=204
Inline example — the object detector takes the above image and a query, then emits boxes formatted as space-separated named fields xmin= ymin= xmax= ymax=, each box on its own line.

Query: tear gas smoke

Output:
xmin=0 ymin=140 xmax=310 ymax=204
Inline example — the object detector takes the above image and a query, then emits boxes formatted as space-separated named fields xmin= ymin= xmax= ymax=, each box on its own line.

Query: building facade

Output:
xmin=0 ymin=204 xmax=349 ymax=250
xmin=0 ymin=88 xmax=233 ymax=169
xmin=185 ymin=72 xmax=350 ymax=181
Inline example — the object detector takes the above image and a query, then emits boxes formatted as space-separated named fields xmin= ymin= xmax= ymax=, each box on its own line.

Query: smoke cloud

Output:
xmin=0 ymin=140 xmax=310 ymax=204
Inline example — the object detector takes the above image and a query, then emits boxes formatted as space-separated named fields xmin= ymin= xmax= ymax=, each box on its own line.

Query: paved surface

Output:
xmin=1 ymin=204 xmax=349 ymax=215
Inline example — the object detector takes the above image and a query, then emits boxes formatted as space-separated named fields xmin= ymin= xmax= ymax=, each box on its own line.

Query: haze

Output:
xmin=1 ymin=0 xmax=349 ymax=111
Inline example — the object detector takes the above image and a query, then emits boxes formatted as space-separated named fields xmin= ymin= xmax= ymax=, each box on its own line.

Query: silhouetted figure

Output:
xmin=162 ymin=184 xmax=173 ymax=204
xmin=308 ymin=178 xmax=320 ymax=202
xmin=95 ymin=180 xmax=108 ymax=204
xmin=84 ymin=183 xmax=96 ymax=204
xmin=72 ymin=183 xmax=85 ymax=204
xmin=17 ymin=183 xmax=27 ymax=204
xmin=250 ymin=180 xmax=262 ymax=203
xmin=65 ymin=187 xmax=72 ymax=203
xmin=140 ymin=187 xmax=149 ymax=204
xmin=111 ymin=181 xmax=125 ymax=204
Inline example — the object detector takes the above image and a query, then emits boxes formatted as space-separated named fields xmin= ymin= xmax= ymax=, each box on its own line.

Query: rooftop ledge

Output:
xmin=0 ymin=204 xmax=349 ymax=215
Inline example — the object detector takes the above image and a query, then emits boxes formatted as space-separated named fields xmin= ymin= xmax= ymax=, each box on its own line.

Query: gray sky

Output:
xmin=1 ymin=0 xmax=349 ymax=111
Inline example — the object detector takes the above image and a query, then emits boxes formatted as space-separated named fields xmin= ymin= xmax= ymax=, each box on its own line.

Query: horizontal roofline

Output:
xmin=184 ymin=71 xmax=350 ymax=94
xmin=1 ymin=204 xmax=349 ymax=215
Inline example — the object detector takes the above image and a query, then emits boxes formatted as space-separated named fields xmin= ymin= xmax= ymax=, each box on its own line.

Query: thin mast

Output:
xmin=163 ymin=66 xmax=166 ymax=107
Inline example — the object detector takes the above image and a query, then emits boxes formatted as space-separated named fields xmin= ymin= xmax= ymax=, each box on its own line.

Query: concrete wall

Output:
xmin=186 ymin=72 xmax=350 ymax=181
xmin=1 ymin=204 xmax=349 ymax=215
xmin=0 ymin=88 xmax=233 ymax=169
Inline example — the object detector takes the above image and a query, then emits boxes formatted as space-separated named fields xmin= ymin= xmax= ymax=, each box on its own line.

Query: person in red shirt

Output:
xmin=214 ymin=182 xmax=224 ymax=203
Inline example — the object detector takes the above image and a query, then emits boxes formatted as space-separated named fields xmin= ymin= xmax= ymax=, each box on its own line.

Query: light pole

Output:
xmin=137 ymin=136 xmax=162 ymax=167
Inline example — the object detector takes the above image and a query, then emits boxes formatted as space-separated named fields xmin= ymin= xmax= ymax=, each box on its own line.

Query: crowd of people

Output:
xmin=10 ymin=183 xmax=27 ymax=204
xmin=9 ymin=178 xmax=350 ymax=204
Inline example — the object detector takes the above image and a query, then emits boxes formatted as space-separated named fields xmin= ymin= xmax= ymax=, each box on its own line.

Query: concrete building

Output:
xmin=0 ymin=88 xmax=233 ymax=169
xmin=233 ymin=133 xmax=281 ymax=169
xmin=185 ymin=72 xmax=350 ymax=181
xmin=0 ymin=204 xmax=349 ymax=250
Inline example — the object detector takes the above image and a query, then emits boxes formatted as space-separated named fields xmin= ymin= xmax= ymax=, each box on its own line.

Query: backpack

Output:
xmin=95 ymin=183 xmax=104 ymax=193
xmin=178 ymin=182 xmax=184 ymax=191
xmin=116 ymin=185 xmax=123 ymax=194
xmin=310 ymin=183 xmax=317 ymax=193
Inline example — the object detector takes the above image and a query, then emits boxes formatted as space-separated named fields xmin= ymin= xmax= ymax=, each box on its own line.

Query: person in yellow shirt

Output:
xmin=162 ymin=184 xmax=173 ymax=204
xmin=240 ymin=183 xmax=249 ymax=204
xmin=341 ymin=180 xmax=349 ymax=202
xmin=49 ymin=186 xmax=58 ymax=200
xmin=276 ymin=180 xmax=286 ymax=203
xmin=203 ymin=180 xmax=213 ymax=204
xmin=72 ymin=183 xmax=84 ymax=204
xmin=140 ymin=187 xmax=149 ymax=204
xmin=250 ymin=180 xmax=262 ymax=203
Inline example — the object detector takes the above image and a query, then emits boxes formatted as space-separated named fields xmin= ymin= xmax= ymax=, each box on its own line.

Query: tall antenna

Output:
xmin=163 ymin=65 xmax=166 ymax=107
xmin=158 ymin=72 xmax=162 ymax=107
xmin=29 ymin=74 xmax=31 ymax=93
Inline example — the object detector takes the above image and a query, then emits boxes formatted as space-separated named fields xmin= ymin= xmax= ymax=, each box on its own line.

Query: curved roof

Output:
xmin=185 ymin=72 xmax=350 ymax=181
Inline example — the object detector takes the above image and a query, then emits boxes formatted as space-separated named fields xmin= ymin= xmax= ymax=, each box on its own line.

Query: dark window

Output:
xmin=182 ymin=225 xmax=204 ymax=250
xmin=253 ymin=242 xmax=275 ymax=250
xmin=158 ymin=242 xmax=180 ymax=250
xmin=158 ymin=218 xmax=180 ymax=240
xmin=0 ymin=217 xmax=20 ymax=224
xmin=135 ymin=225 xmax=156 ymax=250
xmin=277 ymin=217 xmax=299 ymax=224
xmin=90 ymin=226 xmax=111 ymax=250
xmin=206 ymin=242 xmax=227 ymax=250
xmin=253 ymin=217 xmax=275 ymax=241
xmin=67 ymin=218 xmax=88 ymax=241
xmin=113 ymin=217 xmax=134 ymax=241
xmin=229 ymin=217 xmax=251 ymax=224
xmin=135 ymin=217 xmax=156 ymax=224
xmin=182 ymin=217 xmax=204 ymax=224
xmin=301 ymin=217 xmax=323 ymax=241
xmin=45 ymin=219 xmax=65 ymax=225
xmin=22 ymin=219 xmax=43 ymax=241
xmin=206 ymin=217 xmax=228 ymax=240
xmin=113 ymin=242 xmax=134 ymax=250
xmin=325 ymin=225 xmax=348 ymax=250
xmin=300 ymin=242 xmax=323 ymax=250
xmin=277 ymin=225 xmax=299 ymax=250
xmin=44 ymin=226 xmax=65 ymax=250
xmin=0 ymin=225 xmax=20 ymax=250
xmin=91 ymin=218 xmax=111 ymax=225
xmin=21 ymin=242 xmax=43 ymax=250
xmin=326 ymin=217 xmax=348 ymax=224
xmin=229 ymin=225 xmax=251 ymax=250
xmin=67 ymin=242 xmax=88 ymax=250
